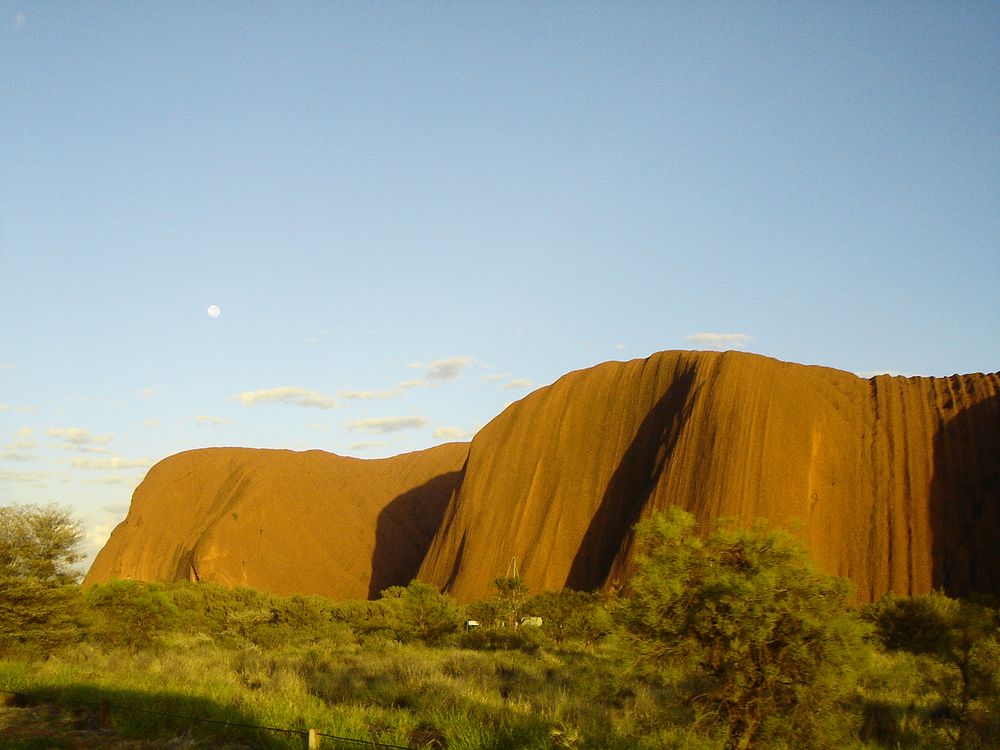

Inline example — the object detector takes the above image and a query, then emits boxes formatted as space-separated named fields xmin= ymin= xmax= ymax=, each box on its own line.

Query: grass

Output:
xmin=1 ymin=634 xmax=657 ymax=749
xmin=4 ymin=579 xmax=1000 ymax=749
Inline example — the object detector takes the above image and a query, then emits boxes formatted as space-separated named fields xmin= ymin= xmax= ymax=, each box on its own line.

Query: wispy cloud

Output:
xmin=346 ymin=416 xmax=429 ymax=434
xmin=195 ymin=415 xmax=233 ymax=426
xmin=408 ymin=356 xmax=475 ymax=382
xmin=2 ymin=438 xmax=38 ymax=462
xmin=349 ymin=440 xmax=388 ymax=452
xmin=433 ymin=426 xmax=474 ymax=440
xmin=70 ymin=456 xmax=154 ymax=470
xmin=500 ymin=378 xmax=533 ymax=390
xmin=338 ymin=388 xmax=402 ymax=401
xmin=685 ymin=332 xmax=753 ymax=350
xmin=12 ymin=13 xmax=26 ymax=30
xmin=482 ymin=373 xmax=511 ymax=382
xmin=232 ymin=386 xmax=339 ymax=409
xmin=0 ymin=469 xmax=51 ymax=484
xmin=0 ymin=363 xmax=15 ymax=370
xmin=139 ymin=387 xmax=161 ymax=399
xmin=48 ymin=427 xmax=114 ymax=447
xmin=83 ymin=474 xmax=146 ymax=486
xmin=0 ymin=404 xmax=36 ymax=413
xmin=398 ymin=379 xmax=434 ymax=389
xmin=141 ymin=418 xmax=161 ymax=428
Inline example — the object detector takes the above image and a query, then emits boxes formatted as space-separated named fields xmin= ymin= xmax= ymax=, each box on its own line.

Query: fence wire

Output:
xmin=1 ymin=687 xmax=412 ymax=749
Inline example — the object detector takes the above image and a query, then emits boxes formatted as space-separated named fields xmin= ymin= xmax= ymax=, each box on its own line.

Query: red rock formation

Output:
xmin=85 ymin=444 xmax=467 ymax=599
xmin=87 ymin=351 xmax=1000 ymax=603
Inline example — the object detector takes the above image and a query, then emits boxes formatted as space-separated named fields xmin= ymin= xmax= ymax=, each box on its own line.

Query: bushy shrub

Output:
xmin=378 ymin=580 xmax=461 ymax=644
xmin=869 ymin=590 xmax=1000 ymax=748
xmin=86 ymin=580 xmax=178 ymax=650
xmin=619 ymin=507 xmax=869 ymax=749
xmin=524 ymin=589 xmax=613 ymax=645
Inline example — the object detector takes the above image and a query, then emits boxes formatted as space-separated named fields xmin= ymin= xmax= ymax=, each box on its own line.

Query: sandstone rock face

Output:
xmin=85 ymin=444 xmax=468 ymax=599
xmin=87 ymin=351 xmax=1000 ymax=603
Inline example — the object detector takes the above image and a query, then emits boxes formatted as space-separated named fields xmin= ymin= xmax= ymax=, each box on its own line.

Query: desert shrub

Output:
xmin=869 ymin=591 xmax=1000 ymax=748
xmin=524 ymin=589 xmax=613 ymax=645
xmin=86 ymin=580 xmax=178 ymax=650
xmin=619 ymin=507 xmax=869 ymax=749
xmin=457 ymin=623 xmax=550 ymax=653
xmin=378 ymin=580 xmax=461 ymax=644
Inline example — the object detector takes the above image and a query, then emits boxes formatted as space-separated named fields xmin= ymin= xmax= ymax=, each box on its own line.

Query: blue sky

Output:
xmin=2 ymin=2 xmax=998 ymax=566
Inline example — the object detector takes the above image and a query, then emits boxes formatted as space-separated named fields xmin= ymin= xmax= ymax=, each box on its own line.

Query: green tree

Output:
xmin=0 ymin=504 xmax=84 ymax=655
xmin=380 ymin=580 xmax=460 ymax=643
xmin=525 ymin=589 xmax=612 ymax=644
xmin=872 ymin=591 xmax=1000 ymax=748
xmin=86 ymin=580 xmax=178 ymax=650
xmin=619 ymin=507 xmax=868 ymax=750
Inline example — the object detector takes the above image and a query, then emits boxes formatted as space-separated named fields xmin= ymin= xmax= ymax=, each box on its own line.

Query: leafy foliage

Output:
xmin=870 ymin=591 xmax=1000 ymax=748
xmin=0 ymin=504 xmax=84 ymax=655
xmin=619 ymin=507 xmax=869 ymax=749
xmin=86 ymin=580 xmax=179 ymax=650
xmin=0 ymin=503 xmax=83 ymax=585
xmin=379 ymin=580 xmax=461 ymax=643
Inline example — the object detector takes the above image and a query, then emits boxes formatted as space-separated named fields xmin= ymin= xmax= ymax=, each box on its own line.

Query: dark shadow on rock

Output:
xmin=930 ymin=393 xmax=1000 ymax=597
xmin=564 ymin=365 xmax=697 ymax=591
xmin=368 ymin=471 xmax=465 ymax=599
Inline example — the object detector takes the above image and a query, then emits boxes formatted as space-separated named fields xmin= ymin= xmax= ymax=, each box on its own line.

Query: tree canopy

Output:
xmin=619 ymin=507 xmax=868 ymax=749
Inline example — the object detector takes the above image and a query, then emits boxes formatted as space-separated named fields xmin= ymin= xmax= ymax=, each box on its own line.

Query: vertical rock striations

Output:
xmin=416 ymin=351 xmax=999 ymax=602
xmin=87 ymin=351 xmax=999 ymax=603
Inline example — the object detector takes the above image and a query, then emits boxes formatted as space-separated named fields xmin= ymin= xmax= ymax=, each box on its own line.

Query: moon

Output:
xmin=207 ymin=304 xmax=221 ymax=318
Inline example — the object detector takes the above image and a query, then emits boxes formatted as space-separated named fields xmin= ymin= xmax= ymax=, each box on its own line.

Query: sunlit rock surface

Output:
xmin=87 ymin=350 xmax=999 ymax=603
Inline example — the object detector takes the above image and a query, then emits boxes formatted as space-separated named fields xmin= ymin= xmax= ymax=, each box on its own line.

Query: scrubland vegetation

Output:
xmin=3 ymin=504 xmax=1000 ymax=749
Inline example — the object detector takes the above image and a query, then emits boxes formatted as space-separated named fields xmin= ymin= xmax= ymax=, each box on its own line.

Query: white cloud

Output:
xmin=398 ymin=379 xmax=433 ymax=389
xmin=433 ymin=426 xmax=474 ymax=440
xmin=52 ymin=444 xmax=112 ymax=455
xmin=501 ymin=378 xmax=533 ymax=390
xmin=141 ymin=418 xmax=161 ymax=428
xmin=2 ymin=450 xmax=36 ymax=462
xmin=195 ymin=415 xmax=233 ymax=426
xmin=70 ymin=456 xmax=154 ymax=470
xmin=2 ymin=438 xmax=38 ymax=462
xmin=16 ymin=427 xmax=34 ymax=437
xmin=346 ymin=416 xmax=429 ymax=434
xmin=139 ymin=387 xmax=161 ymax=399
xmin=82 ymin=522 xmax=115 ymax=565
xmin=482 ymin=373 xmax=511 ymax=382
xmin=684 ymin=332 xmax=753 ymax=350
xmin=48 ymin=427 xmax=114 ymax=447
xmin=0 ymin=469 xmax=51 ymax=484
xmin=409 ymin=356 xmax=475 ymax=381
xmin=83 ymin=475 xmax=145 ymax=486
xmin=349 ymin=440 xmax=388 ymax=451
xmin=0 ymin=404 xmax=36 ymax=413
xmin=338 ymin=388 xmax=402 ymax=401
xmin=614 ymin=342 xmax=627 ymax=351
xmin=12 ymin=13 xmax=26 ymax=30
xmin=232 ymin=386 xmax=339 ymax=409
xmin=0 ymin=363 xmax=15 ymax=370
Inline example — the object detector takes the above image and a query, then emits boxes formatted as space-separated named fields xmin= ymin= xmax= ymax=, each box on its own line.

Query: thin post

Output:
xmin=308 ymin=728 xmax=320 ymax=749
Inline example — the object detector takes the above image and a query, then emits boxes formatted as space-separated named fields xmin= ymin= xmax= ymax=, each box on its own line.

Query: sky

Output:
xmin=2 ymin=2 xmax=998 ymax=568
